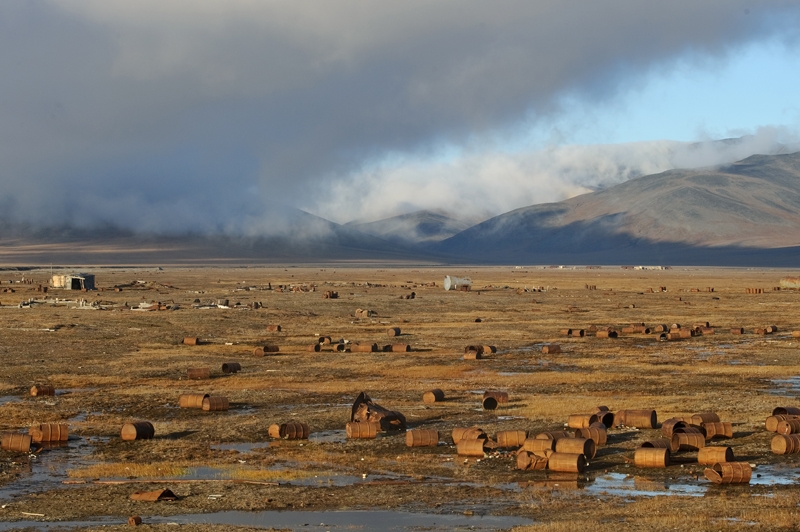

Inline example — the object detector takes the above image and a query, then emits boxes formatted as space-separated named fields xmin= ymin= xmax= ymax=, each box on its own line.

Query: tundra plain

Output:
xmin=1 ymin=265 xmax=800 ymax=531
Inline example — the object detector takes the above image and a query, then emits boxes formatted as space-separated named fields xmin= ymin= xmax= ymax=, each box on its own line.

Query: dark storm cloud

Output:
xmin=1 ymin=1 xmax=798 ymax=233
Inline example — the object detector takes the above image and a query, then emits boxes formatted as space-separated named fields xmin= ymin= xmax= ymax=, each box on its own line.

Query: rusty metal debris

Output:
xmin=129 ymin=489 xmax=177 ymax=501
xmin=183 ymin=337 xmax=199 ymax=345
xmin=350 ymin=392 xmax=406 ymax=430
xmin=772 ymin=434 xmax=800 ymax=454
xmin=345 ymin=421 xmax=378 ymax=439
xmin=704 ymin=462 xmax=751 ymax=484
xmin=266 ymin=324 xmax=281 ymax=332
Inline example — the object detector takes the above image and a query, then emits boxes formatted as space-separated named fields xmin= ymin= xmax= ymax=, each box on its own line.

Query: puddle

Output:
xmin=750 ymin=464 xmax=800 ymax=486
xmin=769 ymin=377 xmax=800 ymax=395
xmin=0 ymin=396 xmax=21 ymax=406
xmin=210 ymin=442 xmax=269 ymax=453
xmin=309 ymin=430 xmax=347 ymax=444
xmin=0 ymin=510 xmax=534 ymax=531
xmin=585 ymin=472 xmax=706 ymax=497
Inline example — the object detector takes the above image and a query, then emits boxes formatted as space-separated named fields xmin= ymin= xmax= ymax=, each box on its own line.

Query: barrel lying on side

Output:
xmin=221 ymin=362 xmax=241 ymax=373
xmin=28 ymin=423 xmax=68 ymax=443
xmin=202 ymin=396 xmax=229 ymax=411
xmin=615 ymin=409 xmax=657 ymax=429
xmin=772 ymin=434 xmax=800 ymax=454
xmin=456 ymin=438 xmax=486 ymax=457
xmin=179 ymin=393 xmax=209 ymax=409
xmin=766 ymin=414 xmax=800 ymax=432
xmin=697 ymin=446 xmax=734 ymax=465
xmin=451 ymin=426 xmax=486 ymax=443
xmin=253 ymin=345 xmax=280 ymax=356
xmin=522 ymin=438 xmax=555 ymax=453
xmin=555 ymin=437 xmax=596 ymax=459
xmin=702 ymin=422 xmax=733 ymax=439
xmin=422 ymin=389 xmax=445 ymax=404
xmin=30 ymin=385 xmax=55 ymax=397
xmin=496 ymin=430 xmax=527 ymax=448
xmin=634 ymin=447 xmax=670 ymax=468
xmin=671 ymin=432 xmax=705 ymax=452
xmin=575 ymin=425 xmax=607 ymax=446
xmin=346 ymin=421 xmax=379 ymax=439
xmin=1 ymin=433 xmax=32 ymax=452
xmin=269 ymin=421 xmax=309 ymax=440
xmin=186 ymin=368 xmax=210 ymax=380
xmin=406 ymin=429 xmax=439 ymax=447
xmin=547 ymin=452 xmax=586 ymax=473
xmin=121 ymin=421 xmax=155 ymax=441
xmin=704 ymin=462 xmax=752 ymax=484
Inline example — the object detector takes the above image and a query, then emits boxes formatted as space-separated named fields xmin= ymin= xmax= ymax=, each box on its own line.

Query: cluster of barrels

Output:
xmin=768 ymin=406 xmax=800 ymax=454
xmin=307 ymin=334 xmax=410 ymax=353
xmin=745 ymin=288 xmax=764 ymax=294
xmin=268 ymin=421 xmax=310 ymax=440
xmin=1 ymin=423 xmax=70 ymax=452
xmin=354 ymin=308 xmax=376 ymax=318
xmin=463 ymin=344 xmax=497 ymax=360
xmin=560 ymin=321 xmax=777 ymax=342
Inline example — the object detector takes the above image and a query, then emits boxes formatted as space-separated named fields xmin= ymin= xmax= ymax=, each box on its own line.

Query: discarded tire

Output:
xmin=634 ymin=447 xmax=670 ymax=468
xmin=496 ymin=430 xmax=527 ymax=448
xmin=30 ymin=385 xmax=55 ymax=397
xmin=202 ymin=396 xmax=229 ymax=411
xmin=456 ymin=438 xmax=486 ymax=457
xmin=771 ymin=434 xmax=800 ymax=454
xmin=1 ymin=433 xmax=32 ymax=452
xmin=704 ymin=462 xmax=752 ymax=484
xmin=555 ymin=437 xmax=596 ymax=459
xmin=28 ymin=423 xmax=68 ymax=443
xmin=221 ymin=362 xmax=241 ymax=373
xmin=702 ymin=422 xmax=733 ymax=439
xmin=253 ymin=345 xmax=279 ymax=356
xmin=698 ymin=446 xmax=734 ymax=465
xmin=186 ymin=368 xmax=210 ymax=380
xmin=422 ymin=389 xmax=445 ymax=404
xmin=406 ymin=429 xmax=439 ymax=447
xmin=179 ymin=393 xmax=209 ymax=409
xmin=547 ymin=452 xmax=586 ymax=473
xmin=121 ymin=421 xmax=155 ymax=441
xmin=671 ymin=432 xmax=705 ymax=452
xmin=346 ymin=421 xmax=379 ymax=439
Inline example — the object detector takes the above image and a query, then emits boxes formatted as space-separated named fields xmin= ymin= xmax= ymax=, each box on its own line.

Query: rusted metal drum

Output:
xmin=634 ymin=447 xmax=670 ymax=468
xmin=654 ymin=324 xmax=668 ymax=333
xmin=561 ymin=328 xmax=574 ymax=336
xmin=674 ymin=426 xmax=705 ymax=437
xmin=595 ymin=330 xmax=618 ymax=338
xmin=793 ymin=331 xmax=800 ymax=338
xmin=464 ymin=345 xmax=484 ymax=354
xmin=671 ymin=432 xmax=705 ymax=452
xmin=268 ymin=423 xmax=281 ymax=438
xmin=594 ymin=405 xmax=610 ymax=413
xmin=615 ymin=409 xmax=657 ymax=429
xmin=221 ymin=362 xmax=241 ymax=373
xmin=307 ymin=344 xmax=321 ymax=352
xmin=535 ymin=431 xmax=572 ymax=441
xmin=755 ymin=328 xmax=767 ymax=335
xmin=1 ymin=433 xmax=32 ymax=452
xmin=202 ymin=396 xmax=229 ymax=411
xmin=639 ymin=438 xmax=671 ymax=449
xmin=594 ymin=412 xmax=613 ymax=427
xmin=346 ymin=421 xmax=379 ymax=439
xmin=30 ymin=385 xmax=55 ymax=397
xmin=554 ymin=437 xmax=596 ymax=459
xmin=456 ymin=438 xmax=486 ymax=457
xmin=482 ymin=345 xmax=497 ymax=354
xmin=702 ymin=422 xmax=733 ymax=439
xmin=777 ymin=419 xmax=800 ymax=435
xmin=482 ymin=396 xmax=498 ymax=410
xmin=406 ymin=429 xmax=439 ymax=447
xmin=351 ymin=343 xmax=378 ymax=352
xmin=575 ymin=426 xmax=607 ymax=446
xmin=496 ymin=430 xmax=527 ymax=448
xmin=542 ymin=344 xmax=561 ymax=354
xmin=690 ymin=412 xmax=720 ymax=425
xmin=483 ymin=391 xmax=508 ymax=404
xmin=567 ymin=414 xmax=599 ymax=429
xmin=678 ymin=329 xmax=693 ymax=338
xmin=661 ymin=418 xmax=686 ymax=438
xmin=704 ymin=462 xmax=752 ymax=484
xmin=766 ymin=415 xmax=800 ymax=432
xmin=694 ymin=321 xmax=710 ymax=328
xmin=318 ymin=336 xmax=332 ymax=344
xmin=451 ymin=427 xmax=486 ymax=443
xmin=389 ymin=344 xmax=411 ymax=352
xmin=766 ymin=325 xmax=778 ymax=333
xmin=186 ymin=368 xmax=210 ymax=380
xmin=772 ymin=406 xmax=800 ymax=416
xmin=121 ymin=421 xmax=154 ymax=441
xmin=730 ymin=328 xmax=744 ymax=334
xmin=771 ymin=434 xmax=800 ymax=454
xmin=463 ymin=350 xmax=482 ymax=360
xmin=522 ymin=438 xmax=555 ymax=453
xmin=281 ymin=421 xmax=310 ymax=439
xmin=546 ymin=452 xmax=586 ymax=473
xmin=28 ymin=423 xmax=68 ymax=443
xmin=179 ymin=393 xmax=209 ymax=408
xmin=183 ymin=337 xmax=199 ymax=345
xmin=387 ymin=327 xmax=401 ymax=337
xmin=253 ymin=345 xmax=279 ymax=356
xmin=128 ymin=516 xmax=142 ymax=526
xmin=697 ymin=327 xmax=715 ymax=335
xmin=697 ymin=446 xmax=734 ymax=465
xmin=423 ymin=389 xmax=445 ymax=403
xmin=266 ymin=324 xmax=281 ymax=332
xmin=335 ymin=343 xmax=349 ymax=352
xmin=516 ymin=450 xmax=548 ymax=470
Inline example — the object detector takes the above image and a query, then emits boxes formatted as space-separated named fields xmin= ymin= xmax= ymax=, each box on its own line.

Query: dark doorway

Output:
xmin=71 ymin=278 xmax=82 ymax=290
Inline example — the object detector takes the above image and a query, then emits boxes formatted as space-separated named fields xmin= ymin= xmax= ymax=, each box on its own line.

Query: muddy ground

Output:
xmin=1 ymin=265 xmax=800 ymax=531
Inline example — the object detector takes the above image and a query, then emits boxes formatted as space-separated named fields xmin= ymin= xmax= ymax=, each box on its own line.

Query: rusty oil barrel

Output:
xmin=793 ymin=331 xmax=800 ymax=338
xmin=463 ymin=350 xmax=482 ymax=360
xmin=307 ymin=344 xmax=321 ymax=352
xmin=183 ymin=337 xmax=199 ymax=345
xmin=634 ymin=447 xmax=670 ymax=468
xmin=690 ymin=412 xmax=720 ymax=425
xmin=253 ymin=345 xmax=279 ymax=356
xmin=697 ymin=446 xmax=734 ymax=465
xmin=615 ymin=409 xmax=657 ymax=429
xmin=702 ymin=422 xmax=733 ymax=439
xmin=202 ymin=396 xmax=229 ymax=411
xmin=346 ymin=421 xmax=378 ymax=439
xmin=388 ymin=344 xmax=411 ymax=352
xmin=351 ymin=343 xmax=378 ymax=352
xmin=621 ymin=326 xmax=635 ymax=334
xmin=1 ymin=433 xmax=32 ymax=452
xmin=654 ymin=324 xmax=668 ymax=333
xmin=766 ymin=415 xmax=800 ymax=432
xmin=275 ymin=421 xmax=309 ymax=439
xmin=387 ymin=327 xmax=401 ymax=336
xmin=464 ymin=345 xmax=484 ymax=354
xmin=730 ymin=327 xmax=744 ymax=334
xmin=595 ymin=330 xmax=618 ymax=338
xmin=522 ymin=438 xmax=555 ymax=453
xmin=771 ymin=434 xmax=800 ymax=454
xmin=121 ymin=421 xmax=154 ymax=441
xmin=30 ymin=385 xmax=55 ymax=397
xmin=704 ymin=462 xmax=752 ymax=484
xmin=542 ymin=344 xmax=561 ymax=354
xmin=334 ymin=343 xmax=349 ymax=352
xmin=561 ymin=328 xmax=574 ymax=336
xmin=28 ymin=423 xmax=68 ymax=443
xmin=423 ymin=389 xmax=445 ymax=403
xmin=777 ymin=419 xmax=800 ymax=435
xmin=406 ymin=429 xmax=439 ymax=447
xmin=671 ymin=432 xmax=705 ymax=452
xmin=567 ymin=414 xmax=599 ymax=429
xmin=546 ymin=452 xmax=586 ymax=473
xmin=575 ymin=425 xmax=607 ymax=446
xmin=451 ymin=426 xmax=486 ymax=443
xmin=266 ymin=324 xmax=281 ymax=332
xmin=674 ymin=425 xmax=706 ymax=437
xmin=482 ymin=396 xmax=499 ymax=410
xmin=483 ymin=391 xmax=508 ymax=404
xmin=456 ymin=438 xmax=486 ymax=457
xmin=766 ymin=325 xmax=778 ymax=333
xmin=661 ymin=418 xmax=686 ymax=438
xmin=318 ymin=336 xmax=332 ymax=344
xmin=554 ymin=437 xmax=596 ymax=459
xmin=698 ymin=327 xmax=715 ymax=335
xmin=678 ymin=329 xmax=693 ymax=339
xmin=639 ymin=438 xmax=671 ymax=449
xmin=186 ymin=368 xmax=210 ymax=380
xmin=535 ymin=431 xmax=572 ymax=441
xmin=495 ymin=430 xmax=527 ymax=448
xmin=221 ymin=362 xmax=241 ymax=373
xmin=482 ymin=345 xmax=497 ymax=354
xmin=773 ymin=406 xmax=800 ymax=416
xmin=128 ymin=516 xmax=142 ymax=526
xmin=594 ymin=412 xmax=614 ymax=427
xmin=516 ymin=450 xmax=548 ymax=470
xmin=179 ymin=393 xmax=209 ymax=408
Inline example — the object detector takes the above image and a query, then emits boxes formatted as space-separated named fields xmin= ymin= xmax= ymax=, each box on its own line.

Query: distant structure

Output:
xmin=443 ymin=275 xmax=472 ymax=291
xmin=52 ymin=273 xmax=95 ymax=290
xmin=780 ymin=277 xmax=800 ymax=289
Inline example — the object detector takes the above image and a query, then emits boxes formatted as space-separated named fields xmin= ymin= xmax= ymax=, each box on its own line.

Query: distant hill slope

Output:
xmin=435 ymin=151 xmax=800 ymax=265
xmin=345 ymin=210 xmax=473 ymax=244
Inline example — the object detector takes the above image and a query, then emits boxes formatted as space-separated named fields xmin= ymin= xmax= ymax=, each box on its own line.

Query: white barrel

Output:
xmin=444 ymin=276 xmax=472 ymax=291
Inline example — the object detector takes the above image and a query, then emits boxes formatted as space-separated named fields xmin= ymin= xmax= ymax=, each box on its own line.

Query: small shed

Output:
xmin=52 ymin=273 xmax=96 ymax=290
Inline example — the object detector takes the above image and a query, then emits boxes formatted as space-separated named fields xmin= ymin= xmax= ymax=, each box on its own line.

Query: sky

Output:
xmin=1 ymin=1 xmax=799 ymax=234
